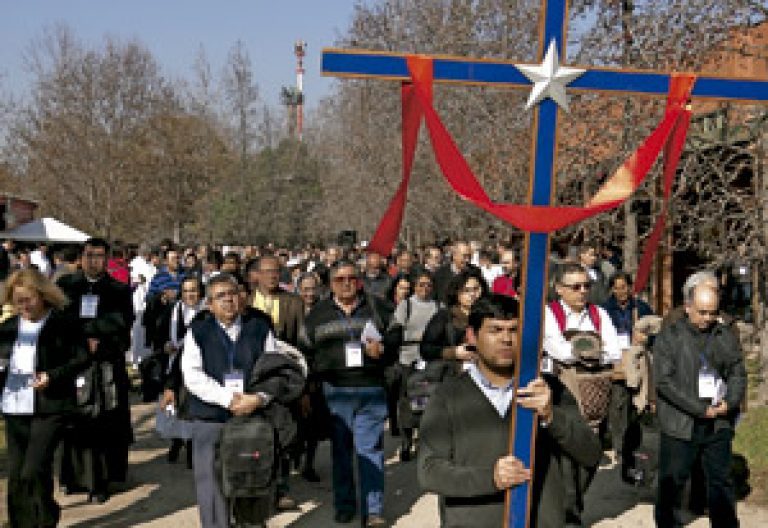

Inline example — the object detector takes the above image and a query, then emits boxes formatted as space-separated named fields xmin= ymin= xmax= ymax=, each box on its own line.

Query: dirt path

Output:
xmin=4 ymin=402 xmax=759 ymax=527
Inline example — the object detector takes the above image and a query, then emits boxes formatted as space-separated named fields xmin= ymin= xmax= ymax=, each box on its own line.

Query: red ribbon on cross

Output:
xmin=367 ymin=56 xmax=695 ymax=293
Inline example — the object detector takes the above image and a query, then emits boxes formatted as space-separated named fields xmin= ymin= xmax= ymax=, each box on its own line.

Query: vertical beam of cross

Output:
xmin=508 ymin=3 xmax=568 ymax=527
xmin=322 ymin=2 xmax=768 ymax=528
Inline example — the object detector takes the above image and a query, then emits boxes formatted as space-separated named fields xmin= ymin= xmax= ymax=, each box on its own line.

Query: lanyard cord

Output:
xmin=699 ymin=331 xmax=715 ymax=371
xmin=337 ymin=309 xmax=359 ymax=342
xmin=215 ymin=323 xmax=237 ymax=371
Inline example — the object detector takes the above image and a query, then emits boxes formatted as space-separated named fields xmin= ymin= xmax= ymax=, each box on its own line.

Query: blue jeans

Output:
xmin=323 ymin=383 xmax=387 ymax=517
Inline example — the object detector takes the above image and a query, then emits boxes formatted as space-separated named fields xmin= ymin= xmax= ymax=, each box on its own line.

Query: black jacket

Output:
xmin=56 ymin=271 xmax=134 ymax=360
xmin=56 ymin=270 xmax=135 ymax=444
xmin=418 ymin=373 xmax=602 ymax=527
xmin=142 ymin=295 xmax=175 ymax=351
xmin=420 ymin=306 xmax=467 ymax=362
xmin=247 ymin=352 xmax=306 ymax=449
xmin=653 ymin=316 xmax=746 ymax=441
xmin=0 ymin=310 xmax=90 ymax=415
xmin=432 ymin=263 xmax=480 ymax=305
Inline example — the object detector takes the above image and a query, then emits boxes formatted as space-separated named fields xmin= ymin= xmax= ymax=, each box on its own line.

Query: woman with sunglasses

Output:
xmin=387 ymin=270 xmax=440 ymax=461
xmin=0 ymin=268 xmax=89 ymax=527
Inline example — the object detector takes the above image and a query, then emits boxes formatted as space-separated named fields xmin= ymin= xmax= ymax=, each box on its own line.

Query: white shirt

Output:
xmin=169 ymin=301 xmax=203 ymax=349
xmin=543 ymin=300 xmax=621 ymax=364
xmin=181 ymin=316 xmax=276 ymax=410
xmin=480 ymin=264 xmax=503 ymax=288
xmin=130 ymin=256 xmax=156 ymax=285
xmin=30 ymin=250 xmax=51 ymax=277
xmin=2 ymin=313 xmax=49 ymax=415
xmin=467 ymin=363 xmax=515 ymax=417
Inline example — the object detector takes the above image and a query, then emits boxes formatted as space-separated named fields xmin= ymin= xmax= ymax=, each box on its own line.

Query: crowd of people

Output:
xmin=0 ymin=235 xmax=750 ymax=527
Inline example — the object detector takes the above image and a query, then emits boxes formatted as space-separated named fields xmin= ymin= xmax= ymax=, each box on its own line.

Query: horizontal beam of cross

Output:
xmin=322 ymin=48 xmax=768 ymax=102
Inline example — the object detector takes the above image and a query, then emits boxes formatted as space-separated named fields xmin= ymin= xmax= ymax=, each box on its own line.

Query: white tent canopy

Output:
xmin=0 ymin=217 xmax=91 ymax=243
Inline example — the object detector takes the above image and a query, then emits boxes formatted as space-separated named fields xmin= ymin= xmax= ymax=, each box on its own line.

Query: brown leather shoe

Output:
xmin=276 ymin=495 xmax=298 ymax=511
xmin=365 ymin=514 xmax=387 ymax=527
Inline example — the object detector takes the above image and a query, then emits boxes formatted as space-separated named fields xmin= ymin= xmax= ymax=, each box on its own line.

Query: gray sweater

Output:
xmin=391 ymin=295 xmax=440 ymax=365
xmin=418 ymin=373 xmax=602 ymax=527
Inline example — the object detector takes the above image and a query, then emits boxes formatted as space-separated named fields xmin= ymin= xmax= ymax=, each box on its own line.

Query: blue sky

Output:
xmin=0 ymin=0 xmax=361 ymax=109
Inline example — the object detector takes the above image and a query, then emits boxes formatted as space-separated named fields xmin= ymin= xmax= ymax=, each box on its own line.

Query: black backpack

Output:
xmin=215 ymin=415 xmax=277 ymax=499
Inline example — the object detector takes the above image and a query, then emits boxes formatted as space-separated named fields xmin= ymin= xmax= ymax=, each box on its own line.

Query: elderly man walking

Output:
xmin=299 ymin=260 xmax=391 ymax=527
xmin=654 ymin=281 xmax=746 ymax=527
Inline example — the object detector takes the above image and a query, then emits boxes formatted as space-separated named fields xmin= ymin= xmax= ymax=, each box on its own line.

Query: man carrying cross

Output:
xmin=418 ymin=294 xmax=602 ymax=527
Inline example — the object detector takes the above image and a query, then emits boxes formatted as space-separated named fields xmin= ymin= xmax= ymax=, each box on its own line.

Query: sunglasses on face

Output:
xmin=561 ymin=282 xmax=590 ymax=292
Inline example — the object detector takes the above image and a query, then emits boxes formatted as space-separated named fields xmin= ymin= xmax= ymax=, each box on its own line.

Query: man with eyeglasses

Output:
xmin=182 ymin=273 xmax=278 ymax=528
xmin=542 ymin=261 xmax=620 ymax=526
xmin=299 ymin=260 xmax=393 ymax=527
xmin=56 ymin=237 xmax=135 ymax=503
xmin=654 ymin=283 xmax=745 ymax=527
xmin=543 ymin=262 xmax=621 ymax=365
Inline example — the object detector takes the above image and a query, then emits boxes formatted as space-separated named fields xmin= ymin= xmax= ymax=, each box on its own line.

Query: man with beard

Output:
xmin=57 ymin=238 xmax=134 ymax=503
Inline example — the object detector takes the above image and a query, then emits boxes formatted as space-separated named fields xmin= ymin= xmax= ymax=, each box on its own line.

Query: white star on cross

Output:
xmin=515 ymin=40 xmax=586 ymax=112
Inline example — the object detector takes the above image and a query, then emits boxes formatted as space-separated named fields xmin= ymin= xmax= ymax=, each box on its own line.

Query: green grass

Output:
xmin=734 ymin=406 xmax=768 ymax=505
xmin=744 ymin=356 xmax=763 ymax=404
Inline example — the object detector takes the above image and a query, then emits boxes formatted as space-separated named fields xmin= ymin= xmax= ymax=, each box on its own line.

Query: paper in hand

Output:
xmin=361 ymin=320 xmax=382 ymax=342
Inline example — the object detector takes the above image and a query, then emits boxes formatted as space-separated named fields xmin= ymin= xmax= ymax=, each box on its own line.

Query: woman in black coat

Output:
xmin=160 ymin=276 xmax=205 ymax=467
xmin=0 ymin=268 xmax=89 ymax=528
xmin=420 ymin=268 xmax=488 ymax=365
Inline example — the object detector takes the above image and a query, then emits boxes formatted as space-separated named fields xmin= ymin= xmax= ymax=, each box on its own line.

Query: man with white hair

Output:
xmin=433 ymin=241 xmax=479 ymax=305
xmin=662 ymin=270 xmax=722 ymax=330
xmin=654 ymin=280 xmax=746 ymax=526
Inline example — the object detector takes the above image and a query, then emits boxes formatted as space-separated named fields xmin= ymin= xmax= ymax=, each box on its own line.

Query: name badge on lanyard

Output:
xmin=224 ymin=370 xmax=244 ymax=393
xmin=80 ymin=294 xmax=99 ymax=318
xmin=698 ymin=335 xmax=724 ymax=403
xmin=345 ymin=341 xmax=363 ymax=368
xmin=217 ymin=324 xmax=242 ymax=392
xmin=698 ymin=368 xmax=717 ymax=400
xmin=617 ymin=332 xmax=631 ymax=352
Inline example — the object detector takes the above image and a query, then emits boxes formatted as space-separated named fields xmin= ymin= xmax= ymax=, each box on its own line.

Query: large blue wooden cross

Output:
xmin=322 ymin=1 xmax=768 ymax=526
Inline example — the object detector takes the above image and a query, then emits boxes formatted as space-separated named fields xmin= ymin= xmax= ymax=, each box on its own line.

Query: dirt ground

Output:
xmin=1 ymin=401 xmax=765 ymax=527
